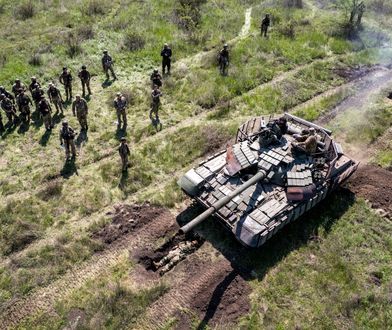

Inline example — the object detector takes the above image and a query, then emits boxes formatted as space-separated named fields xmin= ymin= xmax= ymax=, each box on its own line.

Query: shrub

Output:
xmin=15 ymin=1 xmax=35 ymax=20
xmin=28 ymin=53 xmax=42 ymax=66
xmin=77 ymin=26 xmax=95 ymax=41
xmin=123 ymin=32 xmax=145 ymax=52
xmin=83 ymin=0 xmax=106 ymax=16
xmin=65 ymin=33 xmax=82 ymax=58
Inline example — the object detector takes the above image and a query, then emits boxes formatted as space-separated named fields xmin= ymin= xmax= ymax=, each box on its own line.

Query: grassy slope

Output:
xmin=0 ymin=0 xmax=391 ymax=328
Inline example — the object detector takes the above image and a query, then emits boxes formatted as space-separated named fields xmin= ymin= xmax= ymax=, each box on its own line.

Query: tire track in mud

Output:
xmin=0 ymin=209 xmax=176 ymax=329
xmin=142 ymin=254 xmax=234 ymax=329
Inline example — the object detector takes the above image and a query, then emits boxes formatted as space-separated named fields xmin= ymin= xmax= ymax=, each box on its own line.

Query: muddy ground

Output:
xmin=346 ymin=164 xmax=392 ymax=215
xmin=92 ymin=203 xmax=179 ymax=244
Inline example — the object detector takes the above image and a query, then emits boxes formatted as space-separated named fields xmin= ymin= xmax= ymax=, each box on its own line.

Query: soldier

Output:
xmin=0 ymin=86 xmax=15 ymax=104
xmin=78 ymin=65 xmax=92 ymax=97
xmin=153 ymin=240 xmax=199 ymax=275
xmin=113 ymin=92 xmax=127 ymax=129
xmin=16 ymin=90 xmax=33 ymax=123
xmin=28 ymin=76 xmax=41 ymax=95
xmin=150 ymin=69 xmax=162 ymax=88
xmin=38 ymin=95 xmax=53 ymax=130
xmin=59 ymin=67 xmax=73 ymax=101
xmin=218 ymin=44 xmax=229 ymax=75
xmin=72 ymin=94 xmax=88 ymax=131
xmin=0 ymin=94 xmax=17 ymax=124
xmin=59 ymin=120 xmax=76 ymax=160
xmin=261 ymin=14 xmax=270 ymax=37
xmin=101 ymin=50 xmax=117 ymax=80
xmin=12 ymin=79 xmax=26 ymax=97
xmin=161 ymin=43 xmax=172 ymax=75
xmin=150 ymin=85 xmax=162 ymax=122
xmin=30 ymin=83 xmax=44 ymax=109
xmin=118 ymin=137 xmax=130 ymax=172
xmin=47 ymin=83 xmax=64 ymax=114
xmin=292 ymin=127 xmax=317 ymax=154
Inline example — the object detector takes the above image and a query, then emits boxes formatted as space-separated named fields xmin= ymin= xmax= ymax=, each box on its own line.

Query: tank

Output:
xmin=178 ymin=113 xmax=359 ymax=248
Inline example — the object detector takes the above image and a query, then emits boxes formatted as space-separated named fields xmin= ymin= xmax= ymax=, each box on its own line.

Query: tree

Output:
xmin=336 ymin=0 xmax=366 ymax=37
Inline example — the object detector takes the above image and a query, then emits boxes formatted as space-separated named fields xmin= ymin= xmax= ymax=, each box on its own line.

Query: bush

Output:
xmin=28 ymin=53 xmax=42 ymax=66
xmin=15 ymin=1 xmax=35 ymax=20
xmin=77 ymin=26 xmax=95 ymax=41
xmin=83 ymin=0 xmax=106 ymax=16
xmin=65 ymin=33 xmax=82 ymax=58
xmin=123 ymin=32 xmax=145 ymax=52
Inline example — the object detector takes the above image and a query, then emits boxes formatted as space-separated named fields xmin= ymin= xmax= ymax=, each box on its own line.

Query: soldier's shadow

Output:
xmin=177 ymin=188 xmax=356 ymax=329
xmin=52 ymin=112 xmax=64 ymax=126
xmin=75 ymin=130 xmax=88 ymax=147
xmin=119 ymin=170 xmax=129 ymax=191
xmin=102 ymin=80 xmax=113 ymax=88
xmin=39 ymin=129 xmax=52 ymax=146
xmin=17 ymin=121 xmax=30 ymax=135
xmin=2 ymin=122 xmax=18 ymax=138
xmin=61 ymin=158 xmax=78 ymax=179
xmin=32 ymin=111 xmax=43 ymax=129
xmin=115 ymin=127 xmax=127 ymax=140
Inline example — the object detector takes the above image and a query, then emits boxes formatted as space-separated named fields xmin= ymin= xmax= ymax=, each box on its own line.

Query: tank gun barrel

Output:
xmin=180 ymin=170 xmax=266 ymax=234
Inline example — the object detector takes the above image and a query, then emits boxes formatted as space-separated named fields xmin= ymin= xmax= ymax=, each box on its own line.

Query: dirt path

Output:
xmin=0 ymin=206 xmax=176 ymax=329
xmin=240 ymin=8 xmax=253 ymax=37
xmin=317 ymin=67 xmax=392 ymax=125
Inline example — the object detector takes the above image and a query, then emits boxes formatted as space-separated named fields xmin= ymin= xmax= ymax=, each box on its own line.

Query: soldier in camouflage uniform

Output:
xmin=101 ymin=50 xmax=117 ymax=80
xmin=30 ymin=83 xmax=44 ymax=110
xmin=0 ymin=86 xmax=15 ymax=104
xmin=150 ymin=69 xmax=162 ymax=88
xmin=72 ymin=94 xmax=88 ymax=131
xmin=113 ymin=92 xmax=127 ymax=129
xmin=28 ymin=77 xmax=41 ymax=95
xmin=160 ymin=43 xmax=172 ymax=75
xmin=153 ymin=240 xmax=199 ymax=275
xmin=261 ymin=14 xmax=270 ymax=37
xmin=78 ymin=65 xmax=92 ymax=97
xmin=218 ymin=44 xmax=229 ymax=76
xmin=59 ymin=120 xmax=77 ymax=160
xmin=59 ymin=67 xmax=73 ymax=101
xmin=16 ymin=90 xmax=33 ymax=123
xmin=292 ymin=127 xmax=318 ymax=154
xmin=150 ymin=85 xmax=162 ymax=122
xmin=47 ymin=83 xmax=63 ymax=114
xmin=12 ymin=79 xmax=26 ymax=97
xmin=118 ymin=137 xmax=130 ymax=172
xmin=0 ymin=94 xmax=17 ymax=124
xmin=38 ymin=96 xmax=53 ymax=130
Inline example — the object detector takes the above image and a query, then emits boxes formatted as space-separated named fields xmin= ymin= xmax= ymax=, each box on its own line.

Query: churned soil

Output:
xmin=92 ymin=203 xmax=178 ymax=244
xmin=174 ymin=265 xmax=251 ymax=329
xmin=346 ymin=164 xmax=392 ymax=213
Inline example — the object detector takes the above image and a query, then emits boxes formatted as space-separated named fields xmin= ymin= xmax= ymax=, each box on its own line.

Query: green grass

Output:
xmin=0 ymin=0 xmax=392 ymax=328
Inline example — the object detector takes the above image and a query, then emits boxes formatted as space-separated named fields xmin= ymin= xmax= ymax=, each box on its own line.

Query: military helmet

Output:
xmin=116 ymin=92 xmax=121 ymax=96
xmin=224 ymin=44 xmax=228 ymax=48
xmin=0 ymin=86 xmax=4 ymax=90
xmin=120 ymin=137 xmax=127 ymax=141
xmin=103 ymin=50 xmax=108 ymax=53
xmin=82 ymin=65 xmax=86 ymax=69
xmin=62 ymin=120 xmax=68 ymax=126
xmin=31 ymin=76 xmax=36 ymax=80
xmin=0 ymin=94 xmax=5 ymax=98
xmin=153 ymin=69 xmax=158 ymax=73
xmin=48 ymin=82 xmax=53 ymax=86
xmin=164 ymin=43 xmax=168 ymax=47
xmin=75 ymin=94 xmax=81 ymax=98
xmin=63 ymin=66 xmax=67 ymax=70
xmin=15 ymin=79 xmax=20 ymax=83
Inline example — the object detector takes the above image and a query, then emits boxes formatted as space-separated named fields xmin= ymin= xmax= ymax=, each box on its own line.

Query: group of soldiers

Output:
xmin=1 ymin=13 xmax=273 ymax=171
